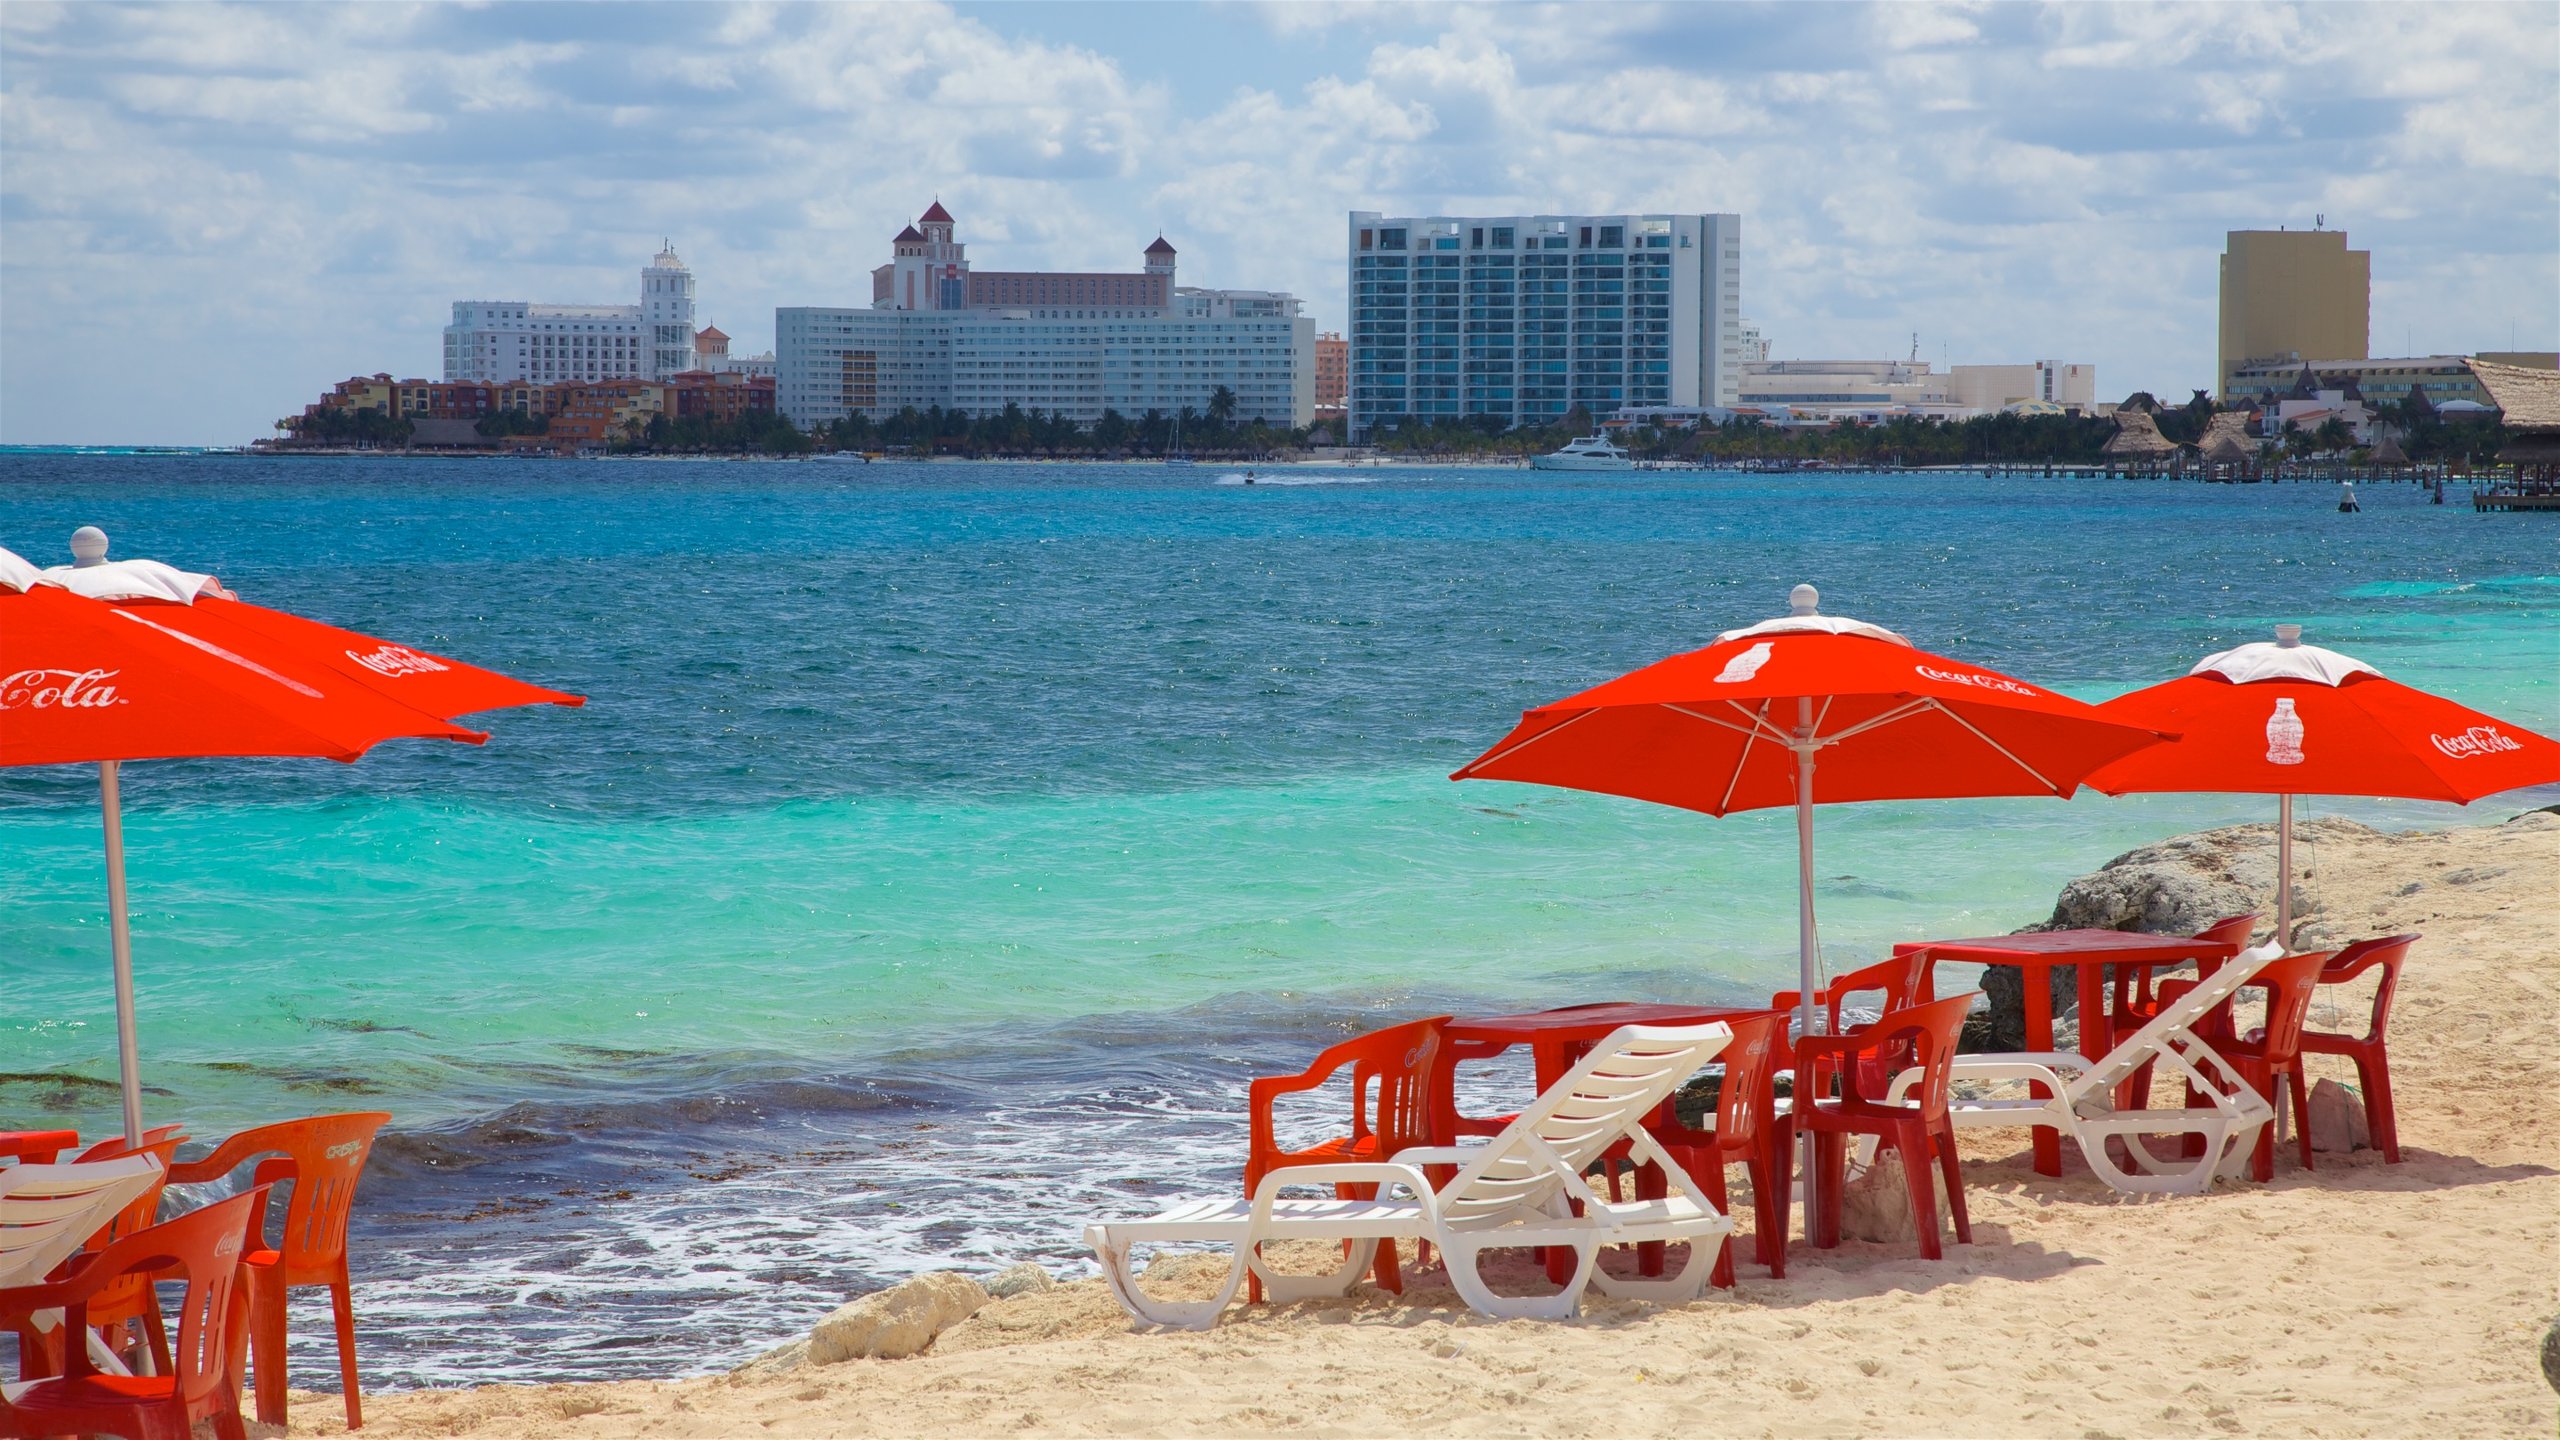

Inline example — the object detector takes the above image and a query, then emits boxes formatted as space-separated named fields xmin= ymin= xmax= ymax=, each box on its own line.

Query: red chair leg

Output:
xmin=1697 ymin=1153 xmax=1736 ymax=1289
xmin=1808 ymin=1132 xmax=1844 ymax=1250
xmin=332 ymin=1274 xmax=364 ymax=1430
xmin=1934 ymin=1125 xmax=1972 ymax=1245
xmin=246 ymin=1261 xmax=290 ymax=1427
xmin=1895 ymin=1121 xmax=1942 ymax=1261
xmin=2358 ymin=1051 xmax=2400 ymax=1163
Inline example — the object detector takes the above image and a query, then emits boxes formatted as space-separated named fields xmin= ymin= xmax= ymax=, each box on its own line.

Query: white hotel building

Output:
xmin=442 ymin=245 xmax=702 ymax=385
xmin=776 ymin=204 xmax=1314 ymax=429
xmin=1346 ymin=210 xmax=1743 ymax=440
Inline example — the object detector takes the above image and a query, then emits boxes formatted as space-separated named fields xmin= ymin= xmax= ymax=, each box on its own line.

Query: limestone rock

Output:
xmin=2306 ymin=1078 xmax=2370 ymax=1154
xmin=729 ymin=1337 xmax=809 ymax=1379
xmin=806 ymin=1272 xmax=990 ymax=1363
xmin=983 ymin=1262 xmax=1056 ymax=1299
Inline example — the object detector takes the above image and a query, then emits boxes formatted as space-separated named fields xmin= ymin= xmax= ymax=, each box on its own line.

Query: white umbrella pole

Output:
xmin=100 ymin=760 xmax=145 ymax=1148
xmin=2276 ymin=793 xmax=2295 ymax=950
xmin=1793 ymin=702 xmax=1823 ymax=1234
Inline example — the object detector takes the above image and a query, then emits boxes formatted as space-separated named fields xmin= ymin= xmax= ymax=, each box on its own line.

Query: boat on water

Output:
xmin=1530 ymin=435 xmax=1633 ymax=472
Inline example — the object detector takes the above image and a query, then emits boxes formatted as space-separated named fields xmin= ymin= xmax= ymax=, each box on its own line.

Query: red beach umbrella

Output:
xmin=1453 ymin=584 xmax=2174 ymax=1047
xmin=2 ymin=533 xmax=582 ymax=1143
xmin=2084 ymin=624 xmax=2560 ymax=943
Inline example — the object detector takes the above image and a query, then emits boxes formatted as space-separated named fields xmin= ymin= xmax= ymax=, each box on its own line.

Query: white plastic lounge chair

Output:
xmin=0 ymin=1155 xmax=165 ymax=1391
xmin=1883 ymin=943 xmax=2284 ymax=1195
xmin=1086 ymin=1022 xmax=1734 ymax=1329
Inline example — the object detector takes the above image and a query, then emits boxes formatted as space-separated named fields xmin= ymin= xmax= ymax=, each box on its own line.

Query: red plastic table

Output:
xmin=1894 ymin=931 xmax=2241 ymax=1176
xmin=1431 ymin=1002 xmax=1767 ymax=1280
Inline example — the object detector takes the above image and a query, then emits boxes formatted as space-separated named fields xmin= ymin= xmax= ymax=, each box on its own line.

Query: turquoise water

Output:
xmin=2 ymin=457 xmax=2553 ymax=1381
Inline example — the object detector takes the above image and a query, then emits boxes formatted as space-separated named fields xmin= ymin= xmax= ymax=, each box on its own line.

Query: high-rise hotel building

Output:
xmin=443 ymin=245 xmax=702 ymax=385
xmin=776 ymin=203 xmax=1313 ymax=429
xmin=1346 ymin=211 xmax=1742 ymax=439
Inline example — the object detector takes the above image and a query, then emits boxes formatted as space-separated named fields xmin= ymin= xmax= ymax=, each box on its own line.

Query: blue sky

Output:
xmin=3 ymin=1 xmax=2553 ymax=445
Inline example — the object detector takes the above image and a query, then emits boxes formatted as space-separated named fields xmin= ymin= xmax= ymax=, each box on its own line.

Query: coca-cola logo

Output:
xmin=1913 ymin=664 xmax=2037 ymax=697
xmin=346 ymin=645 xmax=450 ymax=678
xmin=324 ymin=1140 xmax=362 ymax=1162
xmin=2431 ymin=727 xmax=2523 ymax=759
xmin=0 ymin=668 xmax=126 ymax=709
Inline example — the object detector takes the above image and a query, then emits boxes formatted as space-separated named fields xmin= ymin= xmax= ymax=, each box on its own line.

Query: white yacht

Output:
xmin=1530 ymin=435 xmax=1634 ymax=472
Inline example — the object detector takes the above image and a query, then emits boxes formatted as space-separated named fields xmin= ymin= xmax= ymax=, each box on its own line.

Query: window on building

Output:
xmin=1578 ymin=227 xmax=1592 ymax=247
xmin=1380 ymin=228 xmax=1407 ymax=250
xmin=1491 ymin=226 xmax=1514 ymax=248
xmin=1600 ymin=225 xmax=1623 ymax=248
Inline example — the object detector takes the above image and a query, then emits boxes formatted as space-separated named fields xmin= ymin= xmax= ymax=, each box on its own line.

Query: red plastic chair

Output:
xmin=2295 ymin=934 xmax=2417 ymax=1164
xmin=0 ymin=1184 xmax=268 ymax=1440
xmin=167 ymin=1112 xmax=389 ymax=1429
xmin=1648 ymin=1009 xmax=1794 ymax=1284
xmin=1792 ymin=992 xmax=1979 ymax=1261
xmin=1773 ymin=952 xmax=1935 ymax=1100
xmin=18 ymin=1129 xmax=192 ymax=1380
xmin=2174 ymin=950 xmax=2333 ymax=1181
xmin=1242 ymin=1021 xmax=1445 ymax=1302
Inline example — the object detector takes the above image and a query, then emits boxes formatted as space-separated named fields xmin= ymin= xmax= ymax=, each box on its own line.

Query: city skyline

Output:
xmin=3 ymin=1 xmax=2555 ymax=445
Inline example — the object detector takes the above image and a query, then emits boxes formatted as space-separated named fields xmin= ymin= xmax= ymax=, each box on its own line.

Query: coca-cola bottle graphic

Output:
xmin=1715 ymin=641 xmax=1774 ymax=684
xmin=2265 ymin=697 xmax=2306 ymax=765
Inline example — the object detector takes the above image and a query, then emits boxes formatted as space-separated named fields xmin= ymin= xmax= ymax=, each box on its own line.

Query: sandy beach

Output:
xmin=285 ymin=811 xmax=2558 ymax=1437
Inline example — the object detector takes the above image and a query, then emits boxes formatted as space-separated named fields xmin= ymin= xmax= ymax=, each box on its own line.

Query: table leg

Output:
xmin=2024 ymin=967 xmax=2061 ymax=1177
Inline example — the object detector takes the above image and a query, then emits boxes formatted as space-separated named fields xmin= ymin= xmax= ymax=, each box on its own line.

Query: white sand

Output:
xmin=308 ymin=813 xmax=2560 ymax=1438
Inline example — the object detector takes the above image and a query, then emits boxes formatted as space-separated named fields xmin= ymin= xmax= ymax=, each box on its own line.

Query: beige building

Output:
xmin=1945 ymin=362 xmax=2096 ymax=411
xmin=2218 ymin=229 xmax=2368 ymax=398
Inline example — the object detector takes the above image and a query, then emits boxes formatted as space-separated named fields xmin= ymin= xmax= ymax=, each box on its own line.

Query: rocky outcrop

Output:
xmin=1965 ymin=818 xmax=2377 ymax=1052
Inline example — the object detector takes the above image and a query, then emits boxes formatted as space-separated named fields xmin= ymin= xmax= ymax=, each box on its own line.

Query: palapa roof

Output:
xmin=2197 ymin=411 xmax=2254 ymax=464
xmin=2103 ymin=407 xmax=2182 ymax=457
xmin=2369 ymin=433 xmax=2409 ymax=465
xmin=2469 ymin=359 xmax=2560 ymax=434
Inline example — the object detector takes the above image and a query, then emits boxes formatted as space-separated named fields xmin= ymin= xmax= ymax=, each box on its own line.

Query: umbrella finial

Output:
xmin=69 ymin=526 xmax=108 ymax=568
xmin=1789 ymin=584 xmax=1819 ymax=616
xmin=2274 ymin=624 xmax=2303 ymax=648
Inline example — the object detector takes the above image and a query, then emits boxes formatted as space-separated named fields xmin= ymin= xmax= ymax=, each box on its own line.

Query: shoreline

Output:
xmin=308 ymin=811 xmax=2559 ymax=1437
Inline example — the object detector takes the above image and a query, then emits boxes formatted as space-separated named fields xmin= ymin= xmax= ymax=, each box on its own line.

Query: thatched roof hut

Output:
xmin=2197 ymin=411 xmax=2255 ymax=466
xmin=2103 ymin=406 xmax=2182 ymax=458
xmin=2369 ymin=433 xmax=2410 ymax=466
xmin=2468 ymin=359 xmax=2560 ymax=471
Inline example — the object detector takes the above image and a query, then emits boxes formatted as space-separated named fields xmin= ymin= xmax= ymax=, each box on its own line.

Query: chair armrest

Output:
xmin=165 ymin=1132 xmax=277 ymax=1186
xmin=1250 ymin=1161 xmax=1430 ymax=1200
xmin=1380 ymin=1142 xmax=1488 ymax=1168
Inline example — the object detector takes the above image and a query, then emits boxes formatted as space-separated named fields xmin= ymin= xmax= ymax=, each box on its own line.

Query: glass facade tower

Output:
xmin=1346 ymin=211 xmax=1740 ymax=440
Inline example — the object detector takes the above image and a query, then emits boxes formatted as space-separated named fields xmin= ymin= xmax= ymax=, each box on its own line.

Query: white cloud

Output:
xmin=1 ymin=0 xmax=2553 ymax=444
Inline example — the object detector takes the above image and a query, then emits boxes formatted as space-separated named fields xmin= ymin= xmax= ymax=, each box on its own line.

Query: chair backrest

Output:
xmin=1 ymin=1131 xmax=82 ymax=1166
xmin=2192 ymin=914 xmax=2260 ymax=949
xmin=2318 ymin=933 xmax=2418 ymax=1041
xmin=197 ymin=1112 xmax=390 ymax=1279
xmin=1773 ymin=952 xmax=1933 ymax=1036
xmin=1437 ymin=1023 xmax=1728 ymax=1227
xmin=55 ymin=1184 xmax=268 ymax=1414
xmin=1345 ymin=1018 xmax=1444 ymax=1153
xmin=2074 ymin=942 xmax=2284 ymax=1097
xmin=0 ymin=1155 xmax=162 ymax=1288
xmin=1703 ymin=1009 xmax=1788 ymax=1149
xmin=2249 ymin=950 xmax=2336 ymax=1067
xmin=1839 ymin=993 xmax=1978 ymax=1123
